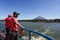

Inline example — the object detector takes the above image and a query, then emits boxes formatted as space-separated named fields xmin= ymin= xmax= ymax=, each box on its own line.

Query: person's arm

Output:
xmin=14 ymin=18 xmax=24 ymax=28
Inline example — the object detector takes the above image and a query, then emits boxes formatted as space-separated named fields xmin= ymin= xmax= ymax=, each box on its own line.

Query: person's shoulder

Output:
xmin=13 ymin=17 xmax=16 ymax=20
xmin=5 ymin=17 xmax=11 ymax=20
xmin=11 ymin=17 xmax=16 ymax=21
xmin=5 ymin=17 xmax=8 ymax=20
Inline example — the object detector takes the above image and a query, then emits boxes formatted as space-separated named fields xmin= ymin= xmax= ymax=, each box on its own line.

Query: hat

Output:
xmin=8 ymin=14 xmax=12 ymax=17
xmin=13 ymin=12 xmax=20 ymax=15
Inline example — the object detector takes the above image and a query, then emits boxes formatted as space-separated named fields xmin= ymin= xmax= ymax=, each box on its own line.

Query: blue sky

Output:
xmin=0 ymin=0 xmax=60 ymax=20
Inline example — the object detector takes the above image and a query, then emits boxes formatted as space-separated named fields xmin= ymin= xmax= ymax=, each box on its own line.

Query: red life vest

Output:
xmin=10 ymin=17 xmax=18 ymax=32
xmin=5 ymin=17 xmax=12 ymax=28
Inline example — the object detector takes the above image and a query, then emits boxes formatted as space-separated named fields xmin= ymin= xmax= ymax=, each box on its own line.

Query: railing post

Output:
xmin=29 ymin=32 xmax=32 ymax=40
xmin=0 ymin=24 xmax=2 ymax=30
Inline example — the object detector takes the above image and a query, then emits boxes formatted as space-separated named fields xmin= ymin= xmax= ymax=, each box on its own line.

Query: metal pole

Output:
xmin=29 ymin=32 xmax=32 ymax=40
xmin=0 ymin=24 xmax=2 ymax=30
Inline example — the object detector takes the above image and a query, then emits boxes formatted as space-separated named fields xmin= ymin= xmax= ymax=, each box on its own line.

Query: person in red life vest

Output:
xmin=5 ymin=14 xmax=12 ymax=40
xmin=10 ymin=12 xmax=24 ymax=40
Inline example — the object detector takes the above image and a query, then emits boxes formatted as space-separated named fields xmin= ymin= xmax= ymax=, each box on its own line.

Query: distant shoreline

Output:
xmin=0 ymin=19 xmax=60 ymax=23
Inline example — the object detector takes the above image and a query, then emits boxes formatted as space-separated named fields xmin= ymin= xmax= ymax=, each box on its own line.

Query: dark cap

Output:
xmin=13 ymin=12 xmax=20 ymax=15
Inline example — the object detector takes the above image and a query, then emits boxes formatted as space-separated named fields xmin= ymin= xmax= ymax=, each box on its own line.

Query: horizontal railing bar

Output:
xmin=23 ymin=28 xmax=55 ymax=40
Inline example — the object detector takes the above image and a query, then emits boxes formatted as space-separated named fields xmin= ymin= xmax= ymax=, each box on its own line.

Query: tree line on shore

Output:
xmin=0 ymin=19 xmax=60 ymax=23
xmin=18 ymin=19 xmax=60 ymax=23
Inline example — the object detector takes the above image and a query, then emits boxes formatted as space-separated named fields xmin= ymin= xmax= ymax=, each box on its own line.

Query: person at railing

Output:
xmin=5 ymin=14 xmax=12 ymax=40
xmin=9 ymin=12 xmax=24 ymax=40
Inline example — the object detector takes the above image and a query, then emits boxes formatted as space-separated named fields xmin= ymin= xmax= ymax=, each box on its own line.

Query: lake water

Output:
xmin=20 ymin=22 xmax=60 ymax=40
xmin=0 ymin=21 xmax=60 ymax=40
